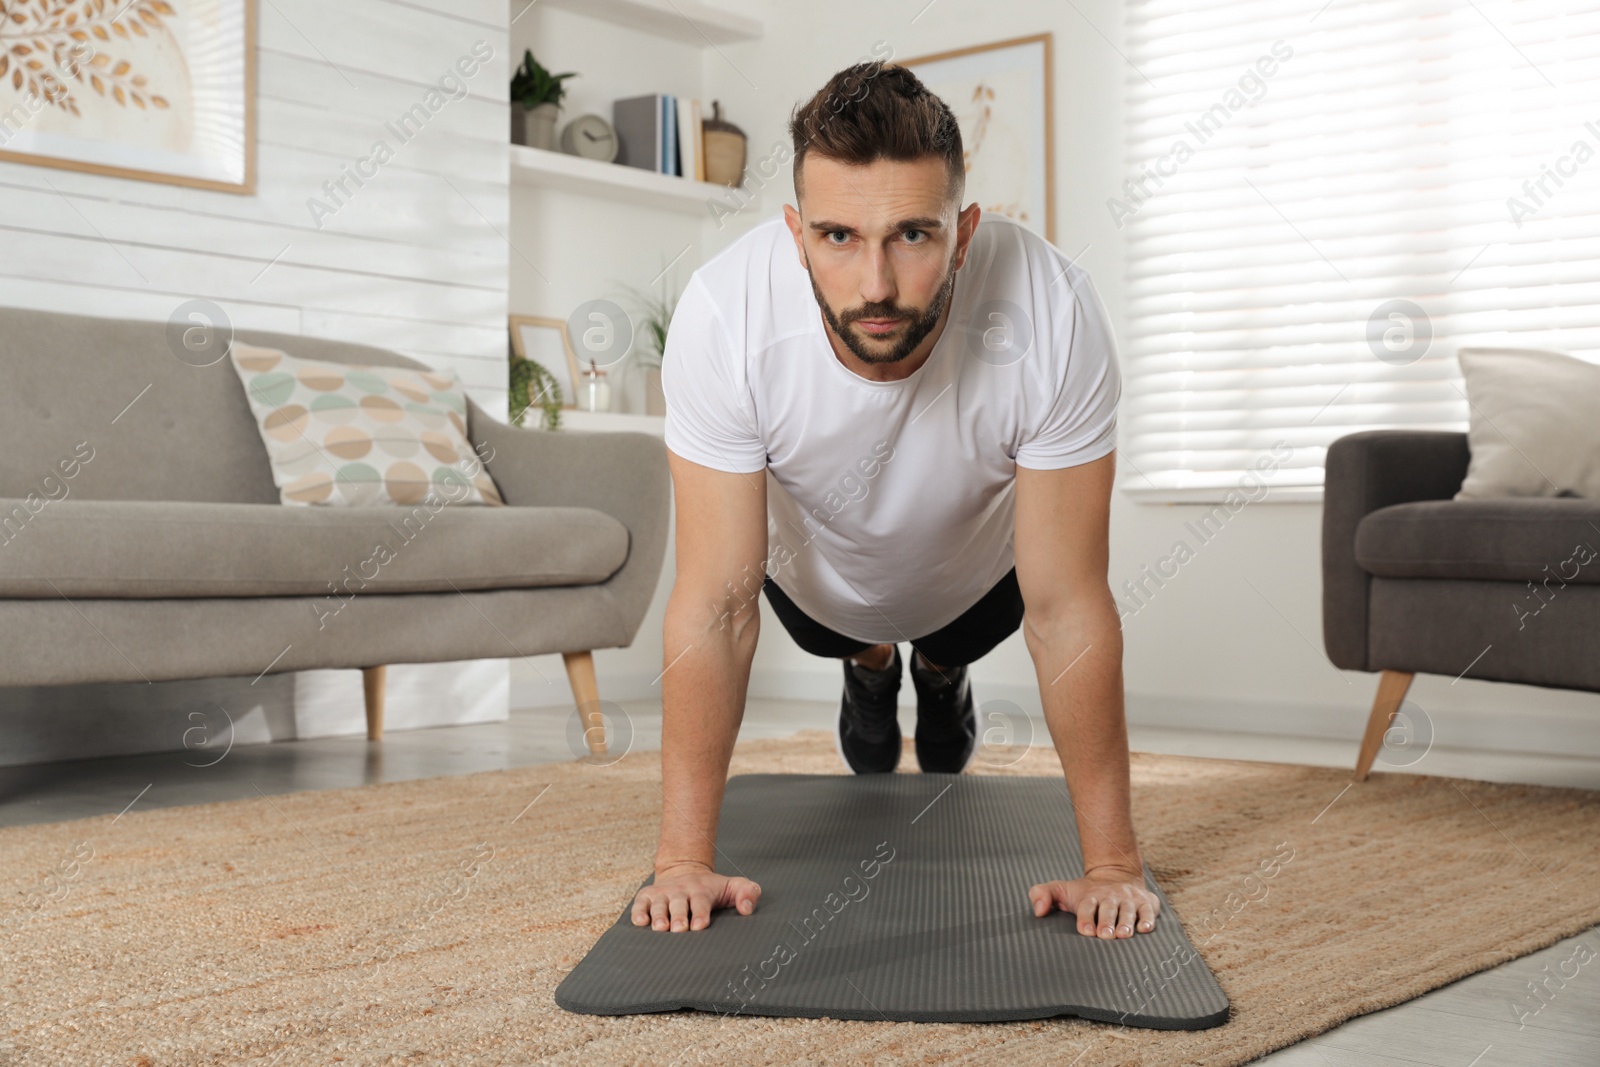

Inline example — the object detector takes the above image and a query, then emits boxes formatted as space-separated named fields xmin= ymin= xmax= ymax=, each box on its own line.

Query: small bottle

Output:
xmin=579 ymin=359 xmax=611 ymax=412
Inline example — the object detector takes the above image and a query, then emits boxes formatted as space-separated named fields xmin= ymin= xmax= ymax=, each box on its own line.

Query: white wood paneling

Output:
xmin=0 ymin=152 xmax=511 ymax=277
xmin=258 ymin=49 xmax=508 ymax=131
xmin=0 ymin=277 xmax=304 ymax=333
xmin=256 ymin=0 xmax=504 ymax=86
xmin=0 ymin=184 xmax=505 ymax=286
xmin=538 ymin=0 xmax=763 ymax=45
xmin=0 ymin=0 xmax=509 ymax=409
xmin=0 ymin=228 xmax=504 ymax=318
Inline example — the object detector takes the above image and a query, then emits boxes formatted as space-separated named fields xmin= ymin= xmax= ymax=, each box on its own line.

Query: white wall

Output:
xmin=512 ymin=0 xmax=1600 ymax=762
xmin=503 ymin=1 xmax=710 ymax=709
xmin=0 ymin=0 xmax=514 ymax=765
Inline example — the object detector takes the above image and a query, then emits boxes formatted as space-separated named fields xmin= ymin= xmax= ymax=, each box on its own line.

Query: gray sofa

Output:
xmin=1322 ymin=429 xmax=1600 ymax=779
xmin=0 ymin=307 xmax=670 ymax=753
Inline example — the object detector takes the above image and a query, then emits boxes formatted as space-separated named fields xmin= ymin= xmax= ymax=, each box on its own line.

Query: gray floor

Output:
xmin=2 ymin=697 xmax=1595 ymax=1065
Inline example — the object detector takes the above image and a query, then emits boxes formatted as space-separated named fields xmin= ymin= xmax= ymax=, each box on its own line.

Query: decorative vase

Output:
xmin=703 ymin=100 xmax=746 ymax=187
xmin=514 ymin=102 xmax=560 ymax=149
xmin=579 ymin=362 xmax=612 ymax=413
xmin=645 ymin=366 xmax=666 ymax=416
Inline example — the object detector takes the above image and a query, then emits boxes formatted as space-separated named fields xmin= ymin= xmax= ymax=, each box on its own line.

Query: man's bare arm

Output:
xmin=630 ymin=448 xmax=768 ymax=932
xmin=1013 ymin=450 xmax=1160 ymax=938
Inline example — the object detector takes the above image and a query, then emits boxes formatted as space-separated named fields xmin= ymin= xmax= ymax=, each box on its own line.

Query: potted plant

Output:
xmin=509 ymin=352 xmax=564 ymax=431
xmin=618 ymin=277 xmax=680 ymax=416
xmin=510 ymin=49 xmax=577 ymax=150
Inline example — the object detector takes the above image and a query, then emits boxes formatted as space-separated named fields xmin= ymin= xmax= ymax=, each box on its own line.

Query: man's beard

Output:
xmin=806 ymin=256 xmax=959 ymax=366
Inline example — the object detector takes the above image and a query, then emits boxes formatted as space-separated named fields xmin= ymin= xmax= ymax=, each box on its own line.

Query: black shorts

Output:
xmin=760 ymin=567 xmax=1025 ymax=668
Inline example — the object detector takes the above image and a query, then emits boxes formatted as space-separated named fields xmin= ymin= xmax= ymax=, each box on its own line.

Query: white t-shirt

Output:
xmin=661 ymin=209 xmax=1121 ymax=644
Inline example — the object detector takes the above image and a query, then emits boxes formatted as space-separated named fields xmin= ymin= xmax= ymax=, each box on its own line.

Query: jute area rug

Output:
xmin=3 ymin=730 xmax=1598 ymax=1066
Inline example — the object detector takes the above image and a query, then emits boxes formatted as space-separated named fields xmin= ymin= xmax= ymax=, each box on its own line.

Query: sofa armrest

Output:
xmin=468 ymin=398 xmax=670 ymax=647
xmin=1321 ymin=430 xmax=1470 ymax=670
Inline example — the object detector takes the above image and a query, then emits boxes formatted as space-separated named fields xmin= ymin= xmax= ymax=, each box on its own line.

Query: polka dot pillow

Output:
xmin=229 ymin=342 xmax=505 ymax=507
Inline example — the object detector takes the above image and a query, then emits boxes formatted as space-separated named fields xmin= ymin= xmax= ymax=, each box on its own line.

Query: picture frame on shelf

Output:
xmin=509 ymin=314 xmax=582 ymax=411
xmin=895 ymin=32 xmax=1054 ymax=244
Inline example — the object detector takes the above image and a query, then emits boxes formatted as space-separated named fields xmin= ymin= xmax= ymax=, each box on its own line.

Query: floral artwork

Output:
xmin=899 ymin=33 xmax=1053 ymax=244
xmin=0 ymin=0 xmax=254 ymax=192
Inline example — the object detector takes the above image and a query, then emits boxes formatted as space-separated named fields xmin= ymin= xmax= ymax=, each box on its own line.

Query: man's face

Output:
xmin=784 ymin=155 xmax=978 ymax=366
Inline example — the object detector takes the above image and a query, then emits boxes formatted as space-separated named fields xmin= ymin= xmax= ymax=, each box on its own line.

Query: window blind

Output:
xmin=1119 ymin=0 xmax=1600 ymax=502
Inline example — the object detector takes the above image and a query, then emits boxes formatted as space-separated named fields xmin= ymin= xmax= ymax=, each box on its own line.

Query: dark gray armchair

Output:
xmin=1322 ymin=429 xmax=1600 ymax=779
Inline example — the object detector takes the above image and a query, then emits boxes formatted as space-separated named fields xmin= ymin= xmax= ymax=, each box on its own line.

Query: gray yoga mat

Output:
xmin=555 ymin=772 xmax=1230 ymax=1030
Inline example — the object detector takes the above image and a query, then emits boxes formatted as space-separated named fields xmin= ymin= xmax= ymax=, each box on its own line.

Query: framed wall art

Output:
xmin=895 ymin=32 xmax=1054 ymax=244
xmin=0 ymin=0 xmax=257 ymax=194
xmin=509 ymin=314 xmax=583 ymax=412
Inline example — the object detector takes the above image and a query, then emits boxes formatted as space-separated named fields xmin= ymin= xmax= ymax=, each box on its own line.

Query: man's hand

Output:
xmin=630 ymin=862 xmax=762 ymax=932
xmin=1029 ymin=863 xmax=1160 ymax=938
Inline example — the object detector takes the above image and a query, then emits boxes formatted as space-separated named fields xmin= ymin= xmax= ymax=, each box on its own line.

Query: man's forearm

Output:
xmin=654 ymin=590 xmax=759 ymax=872
xmin=1023 ymin=592 xmax=1142 ymax=875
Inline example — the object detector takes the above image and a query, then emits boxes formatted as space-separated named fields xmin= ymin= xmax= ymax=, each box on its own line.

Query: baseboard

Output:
xmin=513 ymin=667 xmax=1600 ymax=761
xmin=0 ymin=660 xmax=510 ymax=768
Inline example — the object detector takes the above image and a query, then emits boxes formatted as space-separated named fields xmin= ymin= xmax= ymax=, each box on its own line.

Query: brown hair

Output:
xmin=788 ymin=61 xmax=965 ymax=211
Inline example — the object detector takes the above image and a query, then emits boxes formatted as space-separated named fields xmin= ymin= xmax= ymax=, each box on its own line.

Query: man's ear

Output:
xmin=952 ymin=202 xmax=981 ymax=270
xmin=783 ymin=203 xmax=801 ymax=243
xmin=783 ymin=203 xmax=809 ymax=267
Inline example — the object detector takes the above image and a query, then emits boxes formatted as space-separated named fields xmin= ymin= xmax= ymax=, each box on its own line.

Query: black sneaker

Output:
xmin=836 ymin=645 xmax=903 ymax=774
xmin=911 ymin=649 xmax=977 ymax=773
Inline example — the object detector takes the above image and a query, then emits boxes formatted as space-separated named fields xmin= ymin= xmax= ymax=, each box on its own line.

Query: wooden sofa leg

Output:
xmin=562 ymin=650 xmax=608 ymax=757
xmin=1354 ymin=669 xmax=1414 ymax=781
xmin=363 ymin=665 xmax=387 ymax=741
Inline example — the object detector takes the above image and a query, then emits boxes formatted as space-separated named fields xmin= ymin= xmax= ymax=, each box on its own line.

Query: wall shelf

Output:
xmin=540 ymin=0 xmax=762 ymax=45
xmin=510 ymin=144 xmax=736 ymax=215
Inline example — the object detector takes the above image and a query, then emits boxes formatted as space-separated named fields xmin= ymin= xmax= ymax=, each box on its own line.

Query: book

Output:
xmin=664 ymin=94 xmax=678 ymax=176
xmin=613 ymin=92 xmax=704 ymax=179
xmin=676 ymin=96 xmax=703 ymax=181
xmin=612 ymin=93 xmax=663 ymax=172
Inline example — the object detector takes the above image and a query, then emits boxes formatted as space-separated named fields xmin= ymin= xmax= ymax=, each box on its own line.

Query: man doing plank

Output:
xmin=632 ymin=61 xmax=1159 ymax=943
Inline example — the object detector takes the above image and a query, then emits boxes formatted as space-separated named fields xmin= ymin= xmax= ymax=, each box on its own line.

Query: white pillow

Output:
xmin=229 ymin=342 xmax=504 ymax=507
xmin=1455 ymin=346 xmax=1600 ymax=500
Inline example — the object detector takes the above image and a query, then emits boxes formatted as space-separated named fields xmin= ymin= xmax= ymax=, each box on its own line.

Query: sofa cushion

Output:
xmin=1354 ymin=498 xmax=1600 ymax=585
xmin=0 ymin=306 xmax=451 ymax=506
xmin=1455 ymin=346 xmax=1600 ymax=500
xmin=0 ymin=499 xmax=629 ymax=598
xmin=229 ymin=342 xmax=506 ymax=507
